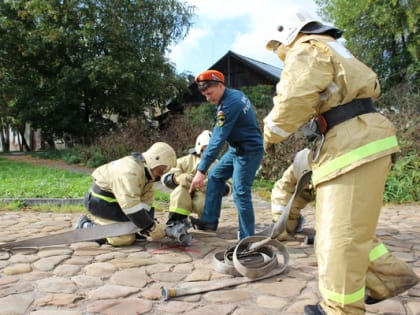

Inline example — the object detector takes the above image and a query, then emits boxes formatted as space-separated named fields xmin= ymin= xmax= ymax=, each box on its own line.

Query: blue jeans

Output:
xmin=201 ymin=147 xmax=263 ymax=239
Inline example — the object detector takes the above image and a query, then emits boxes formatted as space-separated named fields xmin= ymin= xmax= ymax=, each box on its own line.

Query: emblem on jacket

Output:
xmin=216 ymin=111 xmax=225 ymax=127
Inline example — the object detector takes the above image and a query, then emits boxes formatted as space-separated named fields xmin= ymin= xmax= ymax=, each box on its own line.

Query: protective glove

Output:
xmin=148 ymin=222 xmax=167 ymax=241
xmin=175 ymin=173 xmax=193 ymax=188
xmin=264 ymin=141 xmax=276 ymax=157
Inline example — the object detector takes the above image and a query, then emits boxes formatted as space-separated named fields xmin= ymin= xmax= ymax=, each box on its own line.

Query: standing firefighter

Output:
xmin=76 ymin=142 xmax=176 ymax=246
xmin=162 ymin=130 xmax=231 ymax=224
xmin=264 ymin=7 xmax=418 ymax=315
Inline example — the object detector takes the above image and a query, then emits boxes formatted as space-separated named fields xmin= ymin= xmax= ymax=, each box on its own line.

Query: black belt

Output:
xmin=322 ymin=98 xmax=377 ymax=132
xmin=91 ymin=183 xmax=115 ymax=199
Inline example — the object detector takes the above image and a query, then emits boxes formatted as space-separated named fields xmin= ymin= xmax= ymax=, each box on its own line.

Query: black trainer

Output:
xmin=74 ymin=215 xmax=106 ymax=245
xmin=74 ymin=215 xmax=94 ymax=229
xmin=304 ymin=304 xmax=327 ymax=315
xmin=189 ymin=216 xmax=218 ymax=231
xmin=135 ymin=233 xmax=147 ymax=242
xmin=365 ymin=296 xmax=383 ymax=305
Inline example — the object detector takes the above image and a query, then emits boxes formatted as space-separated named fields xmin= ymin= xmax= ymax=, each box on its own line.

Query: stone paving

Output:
xmin=0 ymin=190 xmax=420 ymax=314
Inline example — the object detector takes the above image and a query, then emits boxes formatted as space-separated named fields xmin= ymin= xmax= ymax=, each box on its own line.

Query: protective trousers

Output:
xmin=200 ymin=148 xmax=263 ymax=239
xmin=271 ymin=163 xmax=314 ymax=240
xmin=169 ymin=185 xmax=206 ymax=217
xmin=316 ymin=156 xmax=418 ymax=314
xmin=83 ymin=192 xmax=135 ymax=246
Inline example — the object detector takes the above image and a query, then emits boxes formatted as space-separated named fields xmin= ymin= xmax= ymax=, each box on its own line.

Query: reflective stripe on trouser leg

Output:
xmin=169 ymin=186 xmax=193 ymax=216
xmin=366 ymin=238 xmax=419 ymax=300
xmin=316 ymin=156 xmax=391 ymax=314
xmin=89 ymin=214 xmax=136 ymax=246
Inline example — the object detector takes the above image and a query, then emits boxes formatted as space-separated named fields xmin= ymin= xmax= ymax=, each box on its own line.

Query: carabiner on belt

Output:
xmin=311 ymin=134 xmax=325 ymax=163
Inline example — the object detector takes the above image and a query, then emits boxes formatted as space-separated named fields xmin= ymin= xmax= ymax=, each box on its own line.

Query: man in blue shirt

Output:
xmin=189 ymin=70 xmax=264 ymax=239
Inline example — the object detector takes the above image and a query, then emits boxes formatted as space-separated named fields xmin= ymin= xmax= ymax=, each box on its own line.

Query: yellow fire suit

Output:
xmin=264 ymin=34 xmax=418 ymax=314
xmin=86 ymin=155 xmax=156 ymax=246
xmin=165 ymin=153 xmax=231 ymax=219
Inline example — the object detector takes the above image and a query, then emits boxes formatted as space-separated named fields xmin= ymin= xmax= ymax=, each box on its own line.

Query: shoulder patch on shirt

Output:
xmin=216 ymin=111 xmax=225 ymax=127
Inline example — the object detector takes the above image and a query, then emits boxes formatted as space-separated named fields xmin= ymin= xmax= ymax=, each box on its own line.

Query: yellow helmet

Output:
xmin=194 ymin=130 xmax=212 ymax=155
xmin=143 ymin=142 xmax=176 ymax=173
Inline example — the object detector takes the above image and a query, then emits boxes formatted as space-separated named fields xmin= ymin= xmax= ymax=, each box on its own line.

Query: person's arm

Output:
xmin=197 ymin=93 xmax=241 ymax=173
xmin=264 ymin=42 xmax=333 ymax=145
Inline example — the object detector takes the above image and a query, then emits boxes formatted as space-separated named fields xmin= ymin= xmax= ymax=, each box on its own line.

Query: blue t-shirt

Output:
xmin=198 ymin=88 xmax=263 ymax=173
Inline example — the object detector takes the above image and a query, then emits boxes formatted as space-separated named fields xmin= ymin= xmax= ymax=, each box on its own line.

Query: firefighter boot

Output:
xmin=304 ymin=304 xmax=327 ymax=315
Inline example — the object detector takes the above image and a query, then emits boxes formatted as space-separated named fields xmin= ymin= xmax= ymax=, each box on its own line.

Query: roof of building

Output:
xmin=213 ymin=51 xmax=282 ymax=82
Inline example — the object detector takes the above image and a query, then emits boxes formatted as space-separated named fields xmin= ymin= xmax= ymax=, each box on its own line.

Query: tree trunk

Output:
xmin=0 ymin=126 xmax=10 ymax=152
xmin=19 ymin=129 xmax=31 ymax=152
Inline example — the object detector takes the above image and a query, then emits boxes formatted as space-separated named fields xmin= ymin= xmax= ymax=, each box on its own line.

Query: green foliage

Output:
xmin=0 ymin=0 xmax=194 ymax=146
xmin=0 ymin=156 xmax=170 ymax=213
xmin=0 ymin=157 xmax=91 ymax=198
xmin=315 ymin=0 xmax=419 ymax=90
xmin=153 ymin=189 xmax=170 ymax=212
xmin=185 ymin=103 xmax=215 ymax=129
xmin=240 ymin=85 xmax=274 ymax=112
xmin=384 ymin=153 xmax=419 ymax=203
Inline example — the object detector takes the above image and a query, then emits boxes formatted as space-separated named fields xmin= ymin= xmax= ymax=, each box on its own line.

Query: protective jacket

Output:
xmin=264 ymin=34 xmax=399 ymax=186
xmin=85 ymin=155 xmax=156 ymax=246
xmin=92 ymin=155 xmax=154 ymax=213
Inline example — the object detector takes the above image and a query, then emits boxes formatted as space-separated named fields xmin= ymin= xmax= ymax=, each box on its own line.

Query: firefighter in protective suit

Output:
xmin=162 ymin=130 xmax=231 ymax=224
xmin=77 ymin=142 xmax=176 ymax=246
xmin=271 ymin=148 xmax=315 ymax=241
xmin=264 ymin=7 xmax=418 ymax=315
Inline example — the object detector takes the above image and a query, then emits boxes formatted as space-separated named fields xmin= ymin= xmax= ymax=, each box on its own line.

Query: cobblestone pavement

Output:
xmin=0 ymin=192 xmax=419 ymax=315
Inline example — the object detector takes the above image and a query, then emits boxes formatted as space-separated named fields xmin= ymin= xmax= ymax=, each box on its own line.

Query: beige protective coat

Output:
xmin=90 ymin=156 xmax=156 ymax=246
xmin=264 ymin=34 xmax=418 ymax=314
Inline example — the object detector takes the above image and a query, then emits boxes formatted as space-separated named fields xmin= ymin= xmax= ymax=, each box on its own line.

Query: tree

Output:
xmin=315 ymin=0 xmax=419 ymax=90
xmin=0 ymin=0 xmax=193 ymax=148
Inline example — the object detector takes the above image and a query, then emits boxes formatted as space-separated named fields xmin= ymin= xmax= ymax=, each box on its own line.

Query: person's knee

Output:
xmin=106 ymin=234 xmax=136 ymax=246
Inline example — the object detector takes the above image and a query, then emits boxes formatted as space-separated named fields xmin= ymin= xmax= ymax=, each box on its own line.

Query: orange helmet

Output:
xmin=195 ymin=70 xmax=224 ymax=91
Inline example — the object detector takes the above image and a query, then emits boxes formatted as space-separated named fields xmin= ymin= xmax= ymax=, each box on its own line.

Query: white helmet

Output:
xmin=194 ymin=130 xmax=212 ymax=155
xmin=143 ymin=142 xmax=176 ymax=173
xmin=273 ymin=6 xmax=342 ymax=46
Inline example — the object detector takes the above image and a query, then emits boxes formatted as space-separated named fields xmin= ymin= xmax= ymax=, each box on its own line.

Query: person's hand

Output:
xmin=264 ymin=141 xmax=276 ymax=157
xmin=175 ymin=173 xmax=193 ymax=188
xmin=189 ymin=171 xmax=205 ymax=193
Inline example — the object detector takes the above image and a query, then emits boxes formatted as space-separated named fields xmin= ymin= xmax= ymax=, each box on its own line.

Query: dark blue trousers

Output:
xmin=200 ymin=147 xmax=263 ymax=239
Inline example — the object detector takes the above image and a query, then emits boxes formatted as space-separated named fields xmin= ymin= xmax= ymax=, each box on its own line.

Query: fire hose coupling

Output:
xmin=165 ymin=220 xmax=193 ymax=246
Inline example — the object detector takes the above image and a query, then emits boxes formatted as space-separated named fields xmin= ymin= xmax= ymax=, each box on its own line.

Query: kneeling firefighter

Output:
xmin=264 ymin=6 xmax=418 ymax=315
xmin=162 ymin=130 xmax=232 ymax=225
xmin=76 ymin=142 xmax=176 ymax=246
xmin=271 ymin=148 xmax=315 ymax=241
